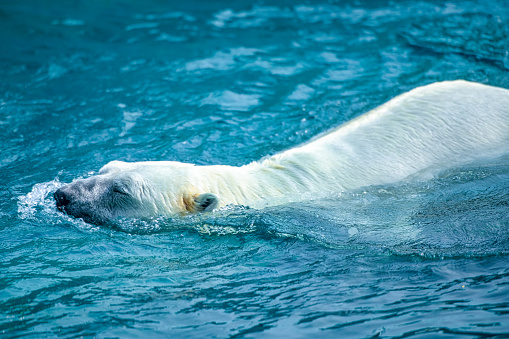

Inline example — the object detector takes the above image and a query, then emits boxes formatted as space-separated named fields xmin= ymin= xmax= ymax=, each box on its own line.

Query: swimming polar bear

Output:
xmin=55 ymin=80 xmax=509 ymax=224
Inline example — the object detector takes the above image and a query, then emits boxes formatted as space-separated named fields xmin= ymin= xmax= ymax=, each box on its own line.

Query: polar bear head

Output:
xmin=54 ymin=161 xmax=219 ymax=224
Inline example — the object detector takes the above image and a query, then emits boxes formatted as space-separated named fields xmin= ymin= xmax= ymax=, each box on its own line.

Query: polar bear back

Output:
xmin=264 ymin=80 xmax=509 ymax=190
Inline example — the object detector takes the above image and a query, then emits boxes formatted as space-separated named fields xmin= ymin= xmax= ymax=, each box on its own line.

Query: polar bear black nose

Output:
xmin=54 ymin=188 xmax=70 ymax=210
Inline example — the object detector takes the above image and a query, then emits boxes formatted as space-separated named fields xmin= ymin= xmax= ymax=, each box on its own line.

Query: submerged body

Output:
xmin=55 ymin=80 xmax=509 ymax=224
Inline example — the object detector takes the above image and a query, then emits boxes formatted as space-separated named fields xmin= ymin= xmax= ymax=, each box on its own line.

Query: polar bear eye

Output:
xmin=111 ymin=180 xmax=130 ymax=196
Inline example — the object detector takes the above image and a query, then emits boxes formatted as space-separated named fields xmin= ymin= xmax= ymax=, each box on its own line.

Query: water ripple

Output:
xmin=2 ymin=0 xmax=509 ymax=337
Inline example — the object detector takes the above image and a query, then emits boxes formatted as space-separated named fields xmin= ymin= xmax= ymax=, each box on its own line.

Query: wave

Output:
xmin=21 ymin=159 xmax=509 ymax=259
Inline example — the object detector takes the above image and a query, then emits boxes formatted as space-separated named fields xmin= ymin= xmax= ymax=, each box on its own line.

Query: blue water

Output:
xmin=2 ymin=0 xmax=509 ymax=337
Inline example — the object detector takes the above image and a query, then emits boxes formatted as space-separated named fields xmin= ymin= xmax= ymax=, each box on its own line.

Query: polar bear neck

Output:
xmin=187 ymin=162 xmax=323 ymax=209
xmin=188 ymin=147 xmax=388 ymax=209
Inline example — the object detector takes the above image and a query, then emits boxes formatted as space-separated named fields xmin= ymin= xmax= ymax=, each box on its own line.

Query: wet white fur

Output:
xmin=98 ymin=80 xmax=509 ymax=216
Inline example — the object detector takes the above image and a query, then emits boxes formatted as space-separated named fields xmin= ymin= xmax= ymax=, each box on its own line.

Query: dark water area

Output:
xmin=1 ymin=0 xmax=509 ymax=337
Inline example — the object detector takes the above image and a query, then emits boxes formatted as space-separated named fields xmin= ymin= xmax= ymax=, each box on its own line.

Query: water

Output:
xmin=2 ymin=0 xmax=509 ymax=337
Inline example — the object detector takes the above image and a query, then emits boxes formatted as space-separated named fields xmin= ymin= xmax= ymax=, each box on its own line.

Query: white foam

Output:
xmin=18 ymin=180 xmax=64 ymax=219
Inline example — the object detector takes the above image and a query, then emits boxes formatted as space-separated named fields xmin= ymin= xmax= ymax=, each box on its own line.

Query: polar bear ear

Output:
xmin=193 ymin=193 xmax=219 ymax=213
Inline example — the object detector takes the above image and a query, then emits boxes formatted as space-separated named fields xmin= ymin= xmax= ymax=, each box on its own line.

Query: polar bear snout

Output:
xmin=54 ymin=188 xmax=70 ymax=211
xmin=53 ymin=177 xmax=117 ymax=224
xmin=53 ymin=184 xmax=93 ymax=222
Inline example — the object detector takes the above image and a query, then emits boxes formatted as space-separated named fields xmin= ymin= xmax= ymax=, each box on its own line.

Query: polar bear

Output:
xmin=54 ymin=80 xmax=509 ymax=224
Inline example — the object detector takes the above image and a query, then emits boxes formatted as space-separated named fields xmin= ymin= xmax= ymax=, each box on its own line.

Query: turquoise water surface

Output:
xmin=2 ymin=0 xmax=509 ymax=337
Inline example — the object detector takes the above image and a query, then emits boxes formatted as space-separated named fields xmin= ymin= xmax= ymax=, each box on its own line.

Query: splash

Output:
xmin=17 ymin=179 xmax=64 ymax=219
